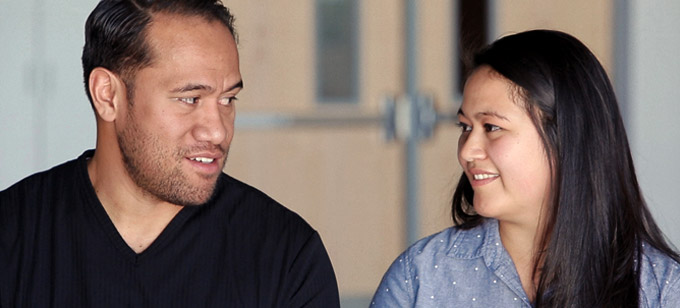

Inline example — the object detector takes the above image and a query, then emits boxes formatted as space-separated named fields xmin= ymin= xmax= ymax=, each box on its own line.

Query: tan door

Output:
xmin=224 ymin=1 xmax=462 ymax=304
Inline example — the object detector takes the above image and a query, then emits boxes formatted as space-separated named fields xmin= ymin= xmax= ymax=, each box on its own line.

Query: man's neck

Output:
xmin=87 ymin=150 xmax=183 ymax=254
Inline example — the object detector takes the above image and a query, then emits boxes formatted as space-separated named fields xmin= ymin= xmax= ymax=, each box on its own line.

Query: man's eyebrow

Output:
xmin=170 ymin=80 xmax=243 ymax=94
xmin=171 ymin=83 xmax=214 ymax=93
xmin=457 ymin=108 xmax=509 ymax=121
xmin=225 ymin=80 xmax=244 ymax=93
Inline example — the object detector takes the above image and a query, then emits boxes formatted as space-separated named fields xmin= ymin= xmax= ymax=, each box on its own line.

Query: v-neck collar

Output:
xmin=76 ymin=150 xmax=201 ymax=265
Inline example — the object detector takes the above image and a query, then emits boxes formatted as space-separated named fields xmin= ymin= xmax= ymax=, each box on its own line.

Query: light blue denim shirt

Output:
xmin=371 ymin=219 xmax=680 ymax=307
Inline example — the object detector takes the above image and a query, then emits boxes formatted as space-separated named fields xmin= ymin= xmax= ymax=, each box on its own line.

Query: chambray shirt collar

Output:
xmin=446 ymin=218 xmax=532 ymax=303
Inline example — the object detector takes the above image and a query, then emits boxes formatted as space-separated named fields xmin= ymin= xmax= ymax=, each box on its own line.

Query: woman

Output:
xmin=372 ymin=30 xmax=680 ymax=307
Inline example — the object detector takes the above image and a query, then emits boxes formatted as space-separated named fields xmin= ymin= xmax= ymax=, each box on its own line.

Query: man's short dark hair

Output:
xmin=81 ymin=0 xmax=237 ymax=107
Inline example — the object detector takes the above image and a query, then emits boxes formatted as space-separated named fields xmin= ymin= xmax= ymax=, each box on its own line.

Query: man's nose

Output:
xmin=191 ymin=102 xmax=230 ymax=145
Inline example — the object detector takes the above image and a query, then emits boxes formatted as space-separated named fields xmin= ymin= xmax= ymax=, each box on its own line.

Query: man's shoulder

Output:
xmin=201 ymin=175 xmax=338 ymax=307
xmin=1 ymin=156 xmax=82 ymax=204
xmin=215 ymin=174 xmax=279 ymax=205
xmin=0 ymin=155 xmax=85 ymax=257
xmin=209 ymin=173 xmax=316 ymax=236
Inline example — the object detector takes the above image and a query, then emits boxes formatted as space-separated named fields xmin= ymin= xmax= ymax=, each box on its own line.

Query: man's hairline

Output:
xmin=118 ymin=11 xmax=238 ymax=102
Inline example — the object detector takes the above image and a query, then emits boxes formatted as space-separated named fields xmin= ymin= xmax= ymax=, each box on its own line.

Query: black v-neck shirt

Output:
xmin=0 ymin=150 xmax=339 ymax=307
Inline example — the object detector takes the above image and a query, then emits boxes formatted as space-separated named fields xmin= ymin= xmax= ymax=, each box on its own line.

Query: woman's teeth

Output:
xmin=473 ymin=174 xmax=498 ymax=180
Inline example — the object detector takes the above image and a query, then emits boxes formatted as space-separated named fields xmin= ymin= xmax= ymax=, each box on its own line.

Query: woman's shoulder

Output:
xmin=399 ymin=219 xmax=501 ymax=265
xmin=371 ymin=219 xmax=525 ymax=307
xmin=639 ymin=243 xmax=680 ymax=307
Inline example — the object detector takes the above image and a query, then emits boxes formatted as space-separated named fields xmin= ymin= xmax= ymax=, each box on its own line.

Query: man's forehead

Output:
xmin=145 ymin=12 xmax=234 ymax=46
xmin=142 ymin=12 xmax=237 ymax=64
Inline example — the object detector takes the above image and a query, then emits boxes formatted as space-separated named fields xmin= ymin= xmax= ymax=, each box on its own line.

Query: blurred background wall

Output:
xmin=1 ymin=1 xmax=678 ymax=306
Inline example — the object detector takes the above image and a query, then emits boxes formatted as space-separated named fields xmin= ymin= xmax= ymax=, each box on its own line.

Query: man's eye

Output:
xmin=219 ymin=96 xmax=238 ymax=106
xmin=456 ymin=122 xmax=472 ymax=132
xmin=485 ymin=124 xmax=501 ymax=132
xmin=178 ymin=97 xmax=198 ymax=105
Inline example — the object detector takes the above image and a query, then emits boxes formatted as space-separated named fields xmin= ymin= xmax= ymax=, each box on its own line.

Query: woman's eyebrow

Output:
xmin=457 ymin=109 xmax=510 ymax=121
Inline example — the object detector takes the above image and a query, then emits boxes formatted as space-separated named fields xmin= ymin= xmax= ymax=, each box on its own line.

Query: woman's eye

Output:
xmin=484 ymin=124 xmax=501 ymax=132
xmin=178 ymin=97 xmax=198 ymax=105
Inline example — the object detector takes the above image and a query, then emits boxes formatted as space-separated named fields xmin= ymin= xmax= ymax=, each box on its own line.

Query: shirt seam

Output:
xmin=405 ymin=250 xmax=415 ymax=302
xmin=661 ymin=266 xmax=680 ymax=306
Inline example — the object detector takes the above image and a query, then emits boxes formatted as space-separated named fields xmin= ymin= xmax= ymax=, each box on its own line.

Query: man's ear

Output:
xmin=89 ymin=68 xmax=127 ymax=122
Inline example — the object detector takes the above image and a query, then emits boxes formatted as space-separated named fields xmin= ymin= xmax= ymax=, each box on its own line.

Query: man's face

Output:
xmin=116 ymin=13 xmax=242 ymax=206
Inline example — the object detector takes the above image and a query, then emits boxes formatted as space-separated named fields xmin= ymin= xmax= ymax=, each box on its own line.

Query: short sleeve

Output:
xmin=285 ymin=231 xmax=340 ymax=308
xmin=370 ymin=252 xmax=415 ymax=307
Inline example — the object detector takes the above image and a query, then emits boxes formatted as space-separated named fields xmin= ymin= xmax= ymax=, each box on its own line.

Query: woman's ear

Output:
xmin=89 ymin=68 xmax=126 ymax=122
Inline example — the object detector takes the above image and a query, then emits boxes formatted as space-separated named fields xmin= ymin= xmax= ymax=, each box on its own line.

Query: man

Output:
xmin=0 ymin=0 xmax=340 ymax=306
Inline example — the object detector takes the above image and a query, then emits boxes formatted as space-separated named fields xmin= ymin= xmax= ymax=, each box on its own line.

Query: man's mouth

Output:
xmin=189 ymin=157 xmax=215 ymax=164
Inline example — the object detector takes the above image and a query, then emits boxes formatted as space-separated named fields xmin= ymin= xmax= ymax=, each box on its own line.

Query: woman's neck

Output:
xmin=498 ymin=220 xmax=544 ymax=302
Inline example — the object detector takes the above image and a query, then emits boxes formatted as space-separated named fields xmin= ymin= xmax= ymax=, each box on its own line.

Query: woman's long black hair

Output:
xmin=451 ymin=29 xmax=680 ymax=307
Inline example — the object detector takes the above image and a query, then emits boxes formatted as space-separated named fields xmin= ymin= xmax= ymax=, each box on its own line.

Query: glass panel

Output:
xmin=316 ymin=0 xmax=359 ymax=102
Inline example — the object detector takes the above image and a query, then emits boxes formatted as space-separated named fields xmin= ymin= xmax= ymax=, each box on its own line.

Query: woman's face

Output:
xmin=457 ymin=66 xmax=551 ymax=228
